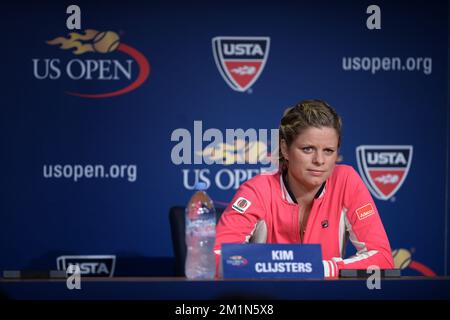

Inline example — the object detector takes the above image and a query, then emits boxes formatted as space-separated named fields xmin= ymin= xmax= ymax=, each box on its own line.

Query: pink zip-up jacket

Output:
xmin=214 ymin=164 xmax=394 ymax=278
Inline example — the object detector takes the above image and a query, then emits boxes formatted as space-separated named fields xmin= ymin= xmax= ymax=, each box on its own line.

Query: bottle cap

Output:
xmin=195 ymin=182 xmax=207 ymax=191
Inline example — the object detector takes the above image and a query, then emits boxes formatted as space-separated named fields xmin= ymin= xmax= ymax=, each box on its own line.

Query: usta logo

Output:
xmin=223 ymin=43 xmax=264 ymax=56
xmin=367 ymin=152 xmax=407 ymax=165
xmin=68 ymin=262 xmax=109 ymax=275
xmin=356 ymin=145 xmax=413 ymax=200
xmin=57 ymin=255 xmax=116 ymax=277
xmin=212 ymin=36 xmax=270 ymax=92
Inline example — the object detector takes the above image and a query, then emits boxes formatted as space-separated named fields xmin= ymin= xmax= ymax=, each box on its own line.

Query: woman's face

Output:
xmin=281 ymin=126 xmax=339 ymax=190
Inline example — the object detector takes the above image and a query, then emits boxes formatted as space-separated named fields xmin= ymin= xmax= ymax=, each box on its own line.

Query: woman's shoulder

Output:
xmin=236 ymin=171 xmax=281 ymax=202
xmin=242 ymin=170 xmax=280 ymax=187
xmin=332 ymin=164 xmax=360 ymax=180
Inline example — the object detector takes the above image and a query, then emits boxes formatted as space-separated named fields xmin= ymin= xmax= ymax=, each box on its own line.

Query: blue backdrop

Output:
xmin=0 ymin=0 xmax=448 ymax=277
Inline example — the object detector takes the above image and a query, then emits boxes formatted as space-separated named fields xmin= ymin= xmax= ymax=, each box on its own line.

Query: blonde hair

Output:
xmin=279 ymin=99 xmax=342 ymax=171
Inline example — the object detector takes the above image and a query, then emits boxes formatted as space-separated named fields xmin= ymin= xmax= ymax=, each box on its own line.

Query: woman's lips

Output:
xmin=308 ymin=169 xmax=325 ymax=176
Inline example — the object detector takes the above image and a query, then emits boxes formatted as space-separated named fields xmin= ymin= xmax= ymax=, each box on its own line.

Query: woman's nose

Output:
xmin=313 ymin=151 xmax=325 ymax=165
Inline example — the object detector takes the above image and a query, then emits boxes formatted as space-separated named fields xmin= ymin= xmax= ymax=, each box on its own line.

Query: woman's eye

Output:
xmin=302 ymin=147 xmax=313 ymax=153
xmin=324 ymin=149 xmax=335 ymax=155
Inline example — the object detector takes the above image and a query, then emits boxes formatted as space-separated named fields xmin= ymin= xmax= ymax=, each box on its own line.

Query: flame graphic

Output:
xmin=197 ymin=139 xmax=270 ymax=165
xmin=47 ymin=29 xmax=121 ymax=55
xmin=47 ymin=29 xmax=98 ymax=55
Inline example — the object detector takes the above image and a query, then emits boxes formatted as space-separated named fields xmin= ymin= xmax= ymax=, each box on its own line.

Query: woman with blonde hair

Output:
xmin=214 ymin=99 xmax=394 ymax=278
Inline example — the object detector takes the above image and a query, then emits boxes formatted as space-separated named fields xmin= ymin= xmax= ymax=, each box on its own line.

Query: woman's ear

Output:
xmin=280 ymin=139 xmax=289 ymax=161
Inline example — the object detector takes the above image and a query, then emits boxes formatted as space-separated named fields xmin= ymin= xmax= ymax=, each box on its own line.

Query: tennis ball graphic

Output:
xmin=392 ymin=248 xmax=412 ymax=269
xmin=92 ymin=31 xmax=120 ymax=53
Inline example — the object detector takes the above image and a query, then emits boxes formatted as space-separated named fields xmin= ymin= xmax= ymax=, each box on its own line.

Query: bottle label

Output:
xmin=186 ymin=219 xmax=216 ymax=237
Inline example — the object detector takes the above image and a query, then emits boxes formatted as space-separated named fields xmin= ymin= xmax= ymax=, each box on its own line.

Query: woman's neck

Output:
xmin=286 ymin=171 xmax=321 ymax=206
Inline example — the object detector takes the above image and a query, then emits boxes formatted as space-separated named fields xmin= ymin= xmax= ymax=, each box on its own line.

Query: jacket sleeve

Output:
xmin=324 ymin=167 xmax=394 ymax=277
xmin=214 ymin=179 xmax=267 ymax=275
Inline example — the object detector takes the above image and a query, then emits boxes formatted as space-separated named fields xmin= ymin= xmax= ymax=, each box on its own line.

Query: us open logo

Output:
xmin=356 ymin=145 xmax=413 ymax=200
xmin=32 ymin=29 xmax=150 ymax=98
xmin=226 ymin=255 xmax=249 ymax=267
xmin=212 ymin=36 xmax=270 ymax=92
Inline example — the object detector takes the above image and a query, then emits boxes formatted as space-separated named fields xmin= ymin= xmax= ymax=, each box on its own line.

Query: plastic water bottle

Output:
xmin=185 ymin=182 xmax=216 ymax=279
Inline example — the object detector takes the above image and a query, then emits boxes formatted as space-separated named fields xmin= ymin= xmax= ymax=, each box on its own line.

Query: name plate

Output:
xmin=221 ymin=243 xmax=324 ymax=279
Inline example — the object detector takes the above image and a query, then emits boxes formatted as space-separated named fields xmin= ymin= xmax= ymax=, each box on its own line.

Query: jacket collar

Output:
xmin=280 ymin=170 xmax=326 ymax=204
